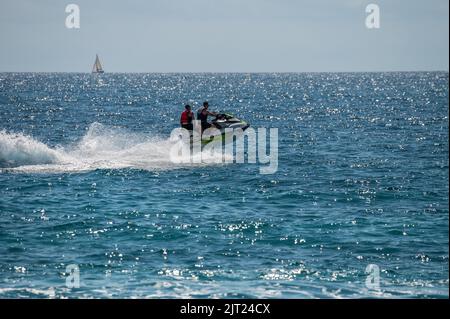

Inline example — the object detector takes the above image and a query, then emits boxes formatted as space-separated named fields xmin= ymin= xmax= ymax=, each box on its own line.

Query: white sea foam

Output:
xmin=0 ymin=122 xmax=227 ymax=173
xmin=0 ymin=287 xmax=57 ymax=298
xmin=0 ymin=131 xmax=63 ymax=167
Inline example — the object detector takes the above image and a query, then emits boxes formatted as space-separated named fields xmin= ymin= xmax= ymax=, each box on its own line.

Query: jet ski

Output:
xmin=201 ymin=113 xmax=250 ymax=145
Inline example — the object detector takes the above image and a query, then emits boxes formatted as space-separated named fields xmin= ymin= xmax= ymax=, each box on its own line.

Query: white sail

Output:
xmin=92 ymin=54 xmax=104 ymax=73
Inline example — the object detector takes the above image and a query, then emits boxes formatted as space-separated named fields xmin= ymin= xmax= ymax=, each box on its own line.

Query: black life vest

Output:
xmin=197 ymin=108 xmax=208 ymax=123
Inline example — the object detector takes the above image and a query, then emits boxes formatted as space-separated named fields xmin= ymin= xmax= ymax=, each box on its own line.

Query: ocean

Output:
xmin=0 ymin=72 xmax=448 ymax=298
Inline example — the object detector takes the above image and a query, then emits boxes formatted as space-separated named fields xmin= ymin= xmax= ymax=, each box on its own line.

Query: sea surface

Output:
xmin=0 ymin=72 xmax=448 ymax=298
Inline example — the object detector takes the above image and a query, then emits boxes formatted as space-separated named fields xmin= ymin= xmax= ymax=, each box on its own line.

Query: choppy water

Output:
xmin=0 ymin=72 xmax=448 ymax=298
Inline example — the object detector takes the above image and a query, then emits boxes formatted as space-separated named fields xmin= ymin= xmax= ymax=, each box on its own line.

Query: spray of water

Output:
xmin=0 ymin=123 xmax=226 ymax=173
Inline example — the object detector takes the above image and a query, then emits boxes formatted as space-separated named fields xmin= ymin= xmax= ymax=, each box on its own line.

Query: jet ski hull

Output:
xmin=201 ymin=113 xmax=249 ymax=145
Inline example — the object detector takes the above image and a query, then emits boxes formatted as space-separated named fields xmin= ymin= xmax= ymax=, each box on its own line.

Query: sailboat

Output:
xmin=92 ymin=54 xmax=104 ymax=74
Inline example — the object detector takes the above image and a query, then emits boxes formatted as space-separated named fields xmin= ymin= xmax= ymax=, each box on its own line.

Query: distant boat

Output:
xmin=92 ymin=54 xmax=104 ymax=74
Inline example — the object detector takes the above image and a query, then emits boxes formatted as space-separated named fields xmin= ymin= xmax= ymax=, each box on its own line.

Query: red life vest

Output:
xmin=180 ymin=110 xmax=192 ymax=124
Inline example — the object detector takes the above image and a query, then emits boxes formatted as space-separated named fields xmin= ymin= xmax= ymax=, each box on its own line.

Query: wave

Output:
xmin=0 ymin=131 xmax=66 ymax=168
xmin=0 ymin=123 xmax=226 ymax=173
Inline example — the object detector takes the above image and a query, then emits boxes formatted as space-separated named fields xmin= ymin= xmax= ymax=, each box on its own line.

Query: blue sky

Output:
xmin=0 ymin=0 xmax=448 ymax=72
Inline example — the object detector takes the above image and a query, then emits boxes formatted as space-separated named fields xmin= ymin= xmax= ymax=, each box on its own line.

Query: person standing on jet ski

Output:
xmin=197 ymin=101 xmax=218 ymax=132
xmin=180 ymin=104 xmax=194 ymax=131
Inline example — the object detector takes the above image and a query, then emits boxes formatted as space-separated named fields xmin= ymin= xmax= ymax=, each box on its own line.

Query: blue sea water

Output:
xmin=0 ymin=72 xmax=448 ymax=298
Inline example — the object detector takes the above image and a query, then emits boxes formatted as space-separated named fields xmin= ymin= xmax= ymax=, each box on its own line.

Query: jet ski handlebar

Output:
xmin=213 ymin=113 xmax=234 ymax=121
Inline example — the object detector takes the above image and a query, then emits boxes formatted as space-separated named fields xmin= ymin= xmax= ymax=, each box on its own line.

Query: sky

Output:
xmin=0 ymin=0 xmax=448 ymax=72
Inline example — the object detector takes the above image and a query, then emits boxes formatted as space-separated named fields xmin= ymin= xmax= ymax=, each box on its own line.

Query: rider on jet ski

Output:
xmin=180 ymin=104 xmax=194 ymax=131
xmin=197 ymin=101 xmax=218 ymax=132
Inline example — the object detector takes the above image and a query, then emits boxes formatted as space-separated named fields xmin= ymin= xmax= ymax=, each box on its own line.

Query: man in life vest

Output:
xmin=180 ymin=104 xmax=194 ymax=131
xmin=197 ymin=101 xmax=217 ymax=132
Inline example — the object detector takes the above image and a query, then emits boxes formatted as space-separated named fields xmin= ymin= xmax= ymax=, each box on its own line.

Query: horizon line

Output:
xmin=0 ymin=70 xmax=448 ymax=74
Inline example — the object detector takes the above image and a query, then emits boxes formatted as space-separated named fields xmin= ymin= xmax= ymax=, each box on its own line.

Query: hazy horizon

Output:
xmin=0 ymin=0 xmax=448 ymax=72
xmin=0 ymin=70 xmax=448 ymax=74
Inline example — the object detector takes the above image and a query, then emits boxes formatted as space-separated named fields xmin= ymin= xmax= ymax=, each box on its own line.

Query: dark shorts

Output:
xmin=181 ymin=123 xmax=193 ymax=131
xmin=201 ymin=122 xmax=211 ymax=131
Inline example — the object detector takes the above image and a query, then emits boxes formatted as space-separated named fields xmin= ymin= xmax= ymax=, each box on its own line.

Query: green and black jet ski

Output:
xmin=201 ymin=113 xmax=250 ymax=145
